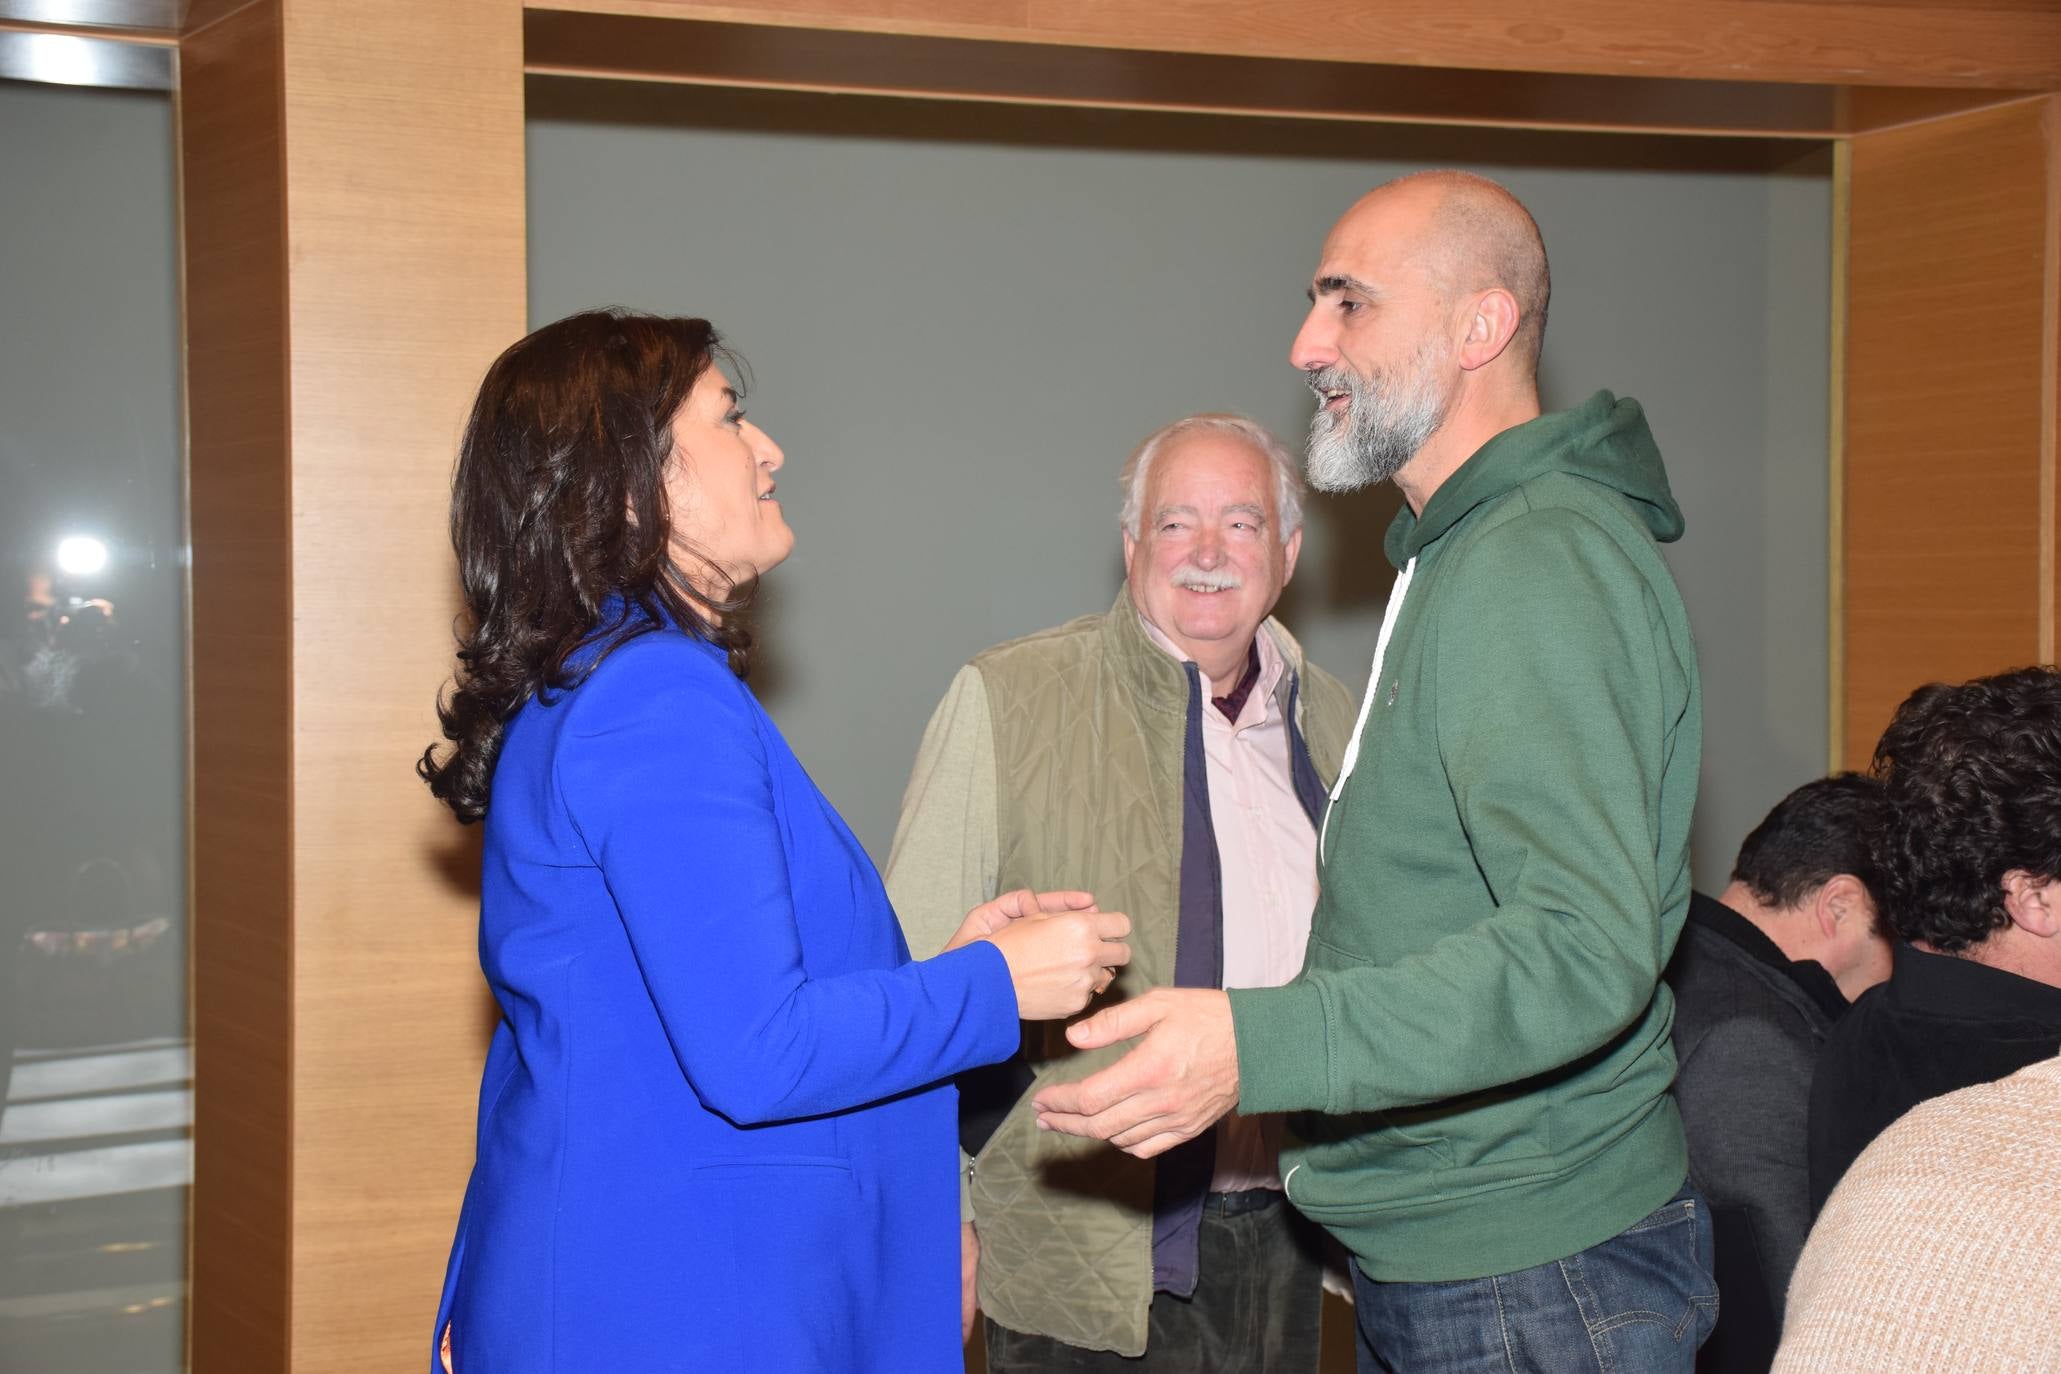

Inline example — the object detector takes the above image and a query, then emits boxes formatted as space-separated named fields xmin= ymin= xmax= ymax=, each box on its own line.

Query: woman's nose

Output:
xmin=746 ymin=421 xmax=784 ymax=471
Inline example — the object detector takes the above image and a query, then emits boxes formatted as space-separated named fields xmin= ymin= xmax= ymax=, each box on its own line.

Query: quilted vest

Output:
xmin=967 ymin=588 xmax=1354 ymax=1356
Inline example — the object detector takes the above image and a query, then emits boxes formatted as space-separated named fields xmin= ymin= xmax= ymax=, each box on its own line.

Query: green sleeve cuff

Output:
xmin=1228 ymin=981 xmax=1332 ymax=1115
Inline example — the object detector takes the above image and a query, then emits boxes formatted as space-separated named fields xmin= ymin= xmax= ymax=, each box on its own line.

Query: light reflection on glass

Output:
xmin=3 ymin=77 xmax=188 ymax=1373
xmin=54 ymin=536 xmax=109 ymax=578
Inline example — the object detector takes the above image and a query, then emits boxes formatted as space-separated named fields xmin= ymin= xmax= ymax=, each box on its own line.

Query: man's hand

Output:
xmin=1031 ymin=988 xmax=1239 ymax=1157
xmin=960 ymin=1221 xmax=979 ymax=1344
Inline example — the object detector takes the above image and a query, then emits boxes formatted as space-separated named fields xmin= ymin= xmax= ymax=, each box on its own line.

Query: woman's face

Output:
xmin=664 ymin=365 xmax=791 ymax=591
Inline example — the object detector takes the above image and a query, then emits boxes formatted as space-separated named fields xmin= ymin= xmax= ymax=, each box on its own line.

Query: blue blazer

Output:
xmin=433 ymin=626 xmax=1018 ymax=1371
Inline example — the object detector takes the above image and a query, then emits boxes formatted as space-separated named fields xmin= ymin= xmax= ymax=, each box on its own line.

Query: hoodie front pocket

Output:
xmin=1283 ymin=1114 xmax=1454 ymax=1217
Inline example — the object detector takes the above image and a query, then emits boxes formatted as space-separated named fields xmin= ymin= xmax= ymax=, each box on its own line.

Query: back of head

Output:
xmin=1731 ymin=772 xmax=1888 ymax=916
xmin=1382 ymin=170 xmax=1552 ymax=377
xmin=1870 ymin=666 xmax=2061 ymax=950
xmin=419 ymin=307 xmax=739 ymax=824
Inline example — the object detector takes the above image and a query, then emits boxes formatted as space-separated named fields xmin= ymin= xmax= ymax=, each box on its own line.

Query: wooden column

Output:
xmin=1839 ymin=95 xmax=2060 ymax=767
xmin=181 ymin=4 xmax=292 ymax=1364
xmin=179 ymin=1 xmax=526 ymax=1367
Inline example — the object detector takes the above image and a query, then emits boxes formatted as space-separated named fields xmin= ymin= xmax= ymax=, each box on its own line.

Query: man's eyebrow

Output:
xmin=1151 ymin=503 xmax=1200 ymax=520
xmin=1306 ymin=273 xmax=1381 ymax=303
xmin=1225 ymin=503 xmax=1268 ymax=520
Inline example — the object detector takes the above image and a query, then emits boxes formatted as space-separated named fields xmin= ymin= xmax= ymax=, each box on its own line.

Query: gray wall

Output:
xmin=527 ymin=82 xmax=1833 ymax=892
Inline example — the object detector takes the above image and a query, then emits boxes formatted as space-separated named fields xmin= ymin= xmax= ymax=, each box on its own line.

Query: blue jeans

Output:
xmin=1351 ymin=1184 xmax=1719 ymax=1374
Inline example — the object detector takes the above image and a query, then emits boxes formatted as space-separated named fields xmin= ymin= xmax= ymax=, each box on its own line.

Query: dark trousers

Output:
xmin=1351 ymin=1183 xmax=1720 ymax=1374
xmin=984 ymin=1189 xmax=1324 ymax=1373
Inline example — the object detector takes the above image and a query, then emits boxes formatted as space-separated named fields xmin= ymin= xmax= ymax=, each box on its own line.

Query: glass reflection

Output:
xmin=1 ymin=77 xmax=188 ymax=1373
xmin=2 ymin=553 xmax=190 ymax=1371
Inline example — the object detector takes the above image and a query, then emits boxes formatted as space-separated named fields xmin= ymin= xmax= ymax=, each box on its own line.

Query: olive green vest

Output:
xmin=968 ymin=590 xmax=1354 ymax=1356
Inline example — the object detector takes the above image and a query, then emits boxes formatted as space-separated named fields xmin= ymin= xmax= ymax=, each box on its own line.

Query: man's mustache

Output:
xmin=1305 ymin=365 xmax=1358 ymax=402
xmin=1171 ymin=567 xmax=1244 ymax=592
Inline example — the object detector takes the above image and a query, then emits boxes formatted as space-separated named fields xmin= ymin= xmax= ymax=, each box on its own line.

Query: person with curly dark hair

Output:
xmin=419 ymin=309 xmax=1132 ymax=1373
xmin=1806 ymin=665 xmax=2061 ymax=1216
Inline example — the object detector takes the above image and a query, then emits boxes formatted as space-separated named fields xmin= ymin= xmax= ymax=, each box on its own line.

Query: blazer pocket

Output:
xmin=690 ymin=1153 xmax=852 ymax=1174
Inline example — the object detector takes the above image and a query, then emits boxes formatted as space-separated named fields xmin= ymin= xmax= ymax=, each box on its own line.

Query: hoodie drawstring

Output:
xmin=1321 ymin=555 xmax=1416 ymax=862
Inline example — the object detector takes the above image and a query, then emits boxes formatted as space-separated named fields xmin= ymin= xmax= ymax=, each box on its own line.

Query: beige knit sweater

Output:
xmin=1773 ymin=1052 xmax=2061 ymax=1373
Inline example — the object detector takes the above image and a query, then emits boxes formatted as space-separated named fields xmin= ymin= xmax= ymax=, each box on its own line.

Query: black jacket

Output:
xmin=1667 ymin=892 xmax=1848 ymax=1374
xmin=1808 ymin=942 xmax=2061 ymax=1214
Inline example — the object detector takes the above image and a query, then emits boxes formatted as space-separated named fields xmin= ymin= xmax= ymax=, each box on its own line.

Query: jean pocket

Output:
xmin=1560 ymin=1191 xmax=1719 ymax=1347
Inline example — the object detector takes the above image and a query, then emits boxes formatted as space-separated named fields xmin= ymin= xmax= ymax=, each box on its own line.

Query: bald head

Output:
xmin=1342 ymin=171 xmax=1551 ymax=373
xmin=1291 ymin=170 xmax=1554 ymax=502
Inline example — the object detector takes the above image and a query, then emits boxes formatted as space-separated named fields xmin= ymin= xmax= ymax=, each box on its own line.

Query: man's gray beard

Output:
xmin=1304 ymin=347 xmax=1452 ymax=493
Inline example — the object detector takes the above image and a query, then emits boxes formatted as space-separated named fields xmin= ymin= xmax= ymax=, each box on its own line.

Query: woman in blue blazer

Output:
xmin=420 ymin=311 xmax=1130 ymax=1372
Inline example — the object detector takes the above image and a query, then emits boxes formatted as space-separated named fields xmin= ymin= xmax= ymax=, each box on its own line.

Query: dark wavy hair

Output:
xmin=418 ymin=309 xmax=751 ymax=824
xmin=1869 ymin=665 xmax=2061 ymax=951
xmin=1731 ymin=772 xmax=1888 ymax=920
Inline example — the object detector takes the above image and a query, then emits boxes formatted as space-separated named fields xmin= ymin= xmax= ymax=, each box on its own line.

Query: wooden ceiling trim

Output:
xmin=524 ymin=11 xmax=2039 ymax=139
xmin=525 ymin=0 xmax=2061 ymax=92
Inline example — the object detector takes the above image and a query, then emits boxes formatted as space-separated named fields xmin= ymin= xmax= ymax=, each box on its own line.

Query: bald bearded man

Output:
xmin=1036 ymin=172 xmax=1716 ymax=1373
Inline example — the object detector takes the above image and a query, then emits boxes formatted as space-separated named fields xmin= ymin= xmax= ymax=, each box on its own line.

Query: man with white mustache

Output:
xmin=1037 ymin=171 xmax=1714 ymax=1374
xmin=886 ymin=413 xmax=1356 ymax=1368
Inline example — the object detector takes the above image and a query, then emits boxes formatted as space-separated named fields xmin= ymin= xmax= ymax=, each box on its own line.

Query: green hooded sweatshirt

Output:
xmin=1229 ymin=390 xmax=1702 ymax=1282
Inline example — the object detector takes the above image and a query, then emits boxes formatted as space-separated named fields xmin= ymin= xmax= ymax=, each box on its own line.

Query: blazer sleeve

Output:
xmin=884 ymin=664 xmax=1010 ymax=1217
xmin=555 ymin=637 xmax=1021 ymax=1127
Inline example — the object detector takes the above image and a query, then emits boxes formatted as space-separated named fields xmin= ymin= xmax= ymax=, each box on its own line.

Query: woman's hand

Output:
xmin=980 ymin=891 xmax=1131 ymax=1020
xmin=942 ymin=887 xmax=1097 ymax=954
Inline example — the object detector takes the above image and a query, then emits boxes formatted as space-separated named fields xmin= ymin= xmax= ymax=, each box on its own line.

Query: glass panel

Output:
xmin=0 ymin=76 xmax=188 ymax=1373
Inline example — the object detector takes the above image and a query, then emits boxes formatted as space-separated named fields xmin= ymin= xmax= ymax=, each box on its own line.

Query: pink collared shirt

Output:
xmin=1142 ymin=619 xmax=1319 ymax=1193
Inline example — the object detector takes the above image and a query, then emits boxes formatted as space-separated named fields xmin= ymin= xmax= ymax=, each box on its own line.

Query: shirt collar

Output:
xmin=1139 ymin=615 xmax=1283 ymax=727
xmin=1690 ymin=891 xmax=1850 ymax=1020
xmin=1886 ymin=942 xmax=2061 ymax=1023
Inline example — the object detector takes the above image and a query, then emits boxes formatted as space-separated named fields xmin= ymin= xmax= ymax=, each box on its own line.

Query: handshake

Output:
xmin=937 ymin=891 xmax=1240 ymax=1344
xmin=942 ymin=891 xmax=1239 ymax=1161
xmin=945 ymin=888 xmax=1132 ymax=1020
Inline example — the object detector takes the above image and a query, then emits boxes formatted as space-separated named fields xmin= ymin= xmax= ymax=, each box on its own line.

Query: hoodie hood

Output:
xmin=1383 ymin=390 xmax=1684 ymax=569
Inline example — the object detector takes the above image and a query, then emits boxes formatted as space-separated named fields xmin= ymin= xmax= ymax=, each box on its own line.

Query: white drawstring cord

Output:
xmin=1321 ymin=555 xmax=1416 ymax=862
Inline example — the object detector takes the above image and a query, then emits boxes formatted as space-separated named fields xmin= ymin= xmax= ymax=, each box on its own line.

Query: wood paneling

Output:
xmin=1835 ymin=85 xmax=2038 ymax=132
xmin=181 ymin=0 xmax=258 ymax=36
xmin=529 ymin=0 xmax=2061 ymax=92
xmin=1828 ymin=139 xmax=1850 ymax=769
xmin=180 ymin=0 xmax=525 ymax=1368
xmin=279 ymin=1 xmax=524 ymax=1366
xmin=526 ymin=10 xmax=2056 ymax=139
xmin=1841 ymin=96 xmax=2059 ymax=766
xmin=179 ymin=2 xmax=291 ymax=1367
xmin=2046 ymin=96 xmax=2059 ymax=664
xmin=526 ymin=10 xmax=2041 ymax=139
